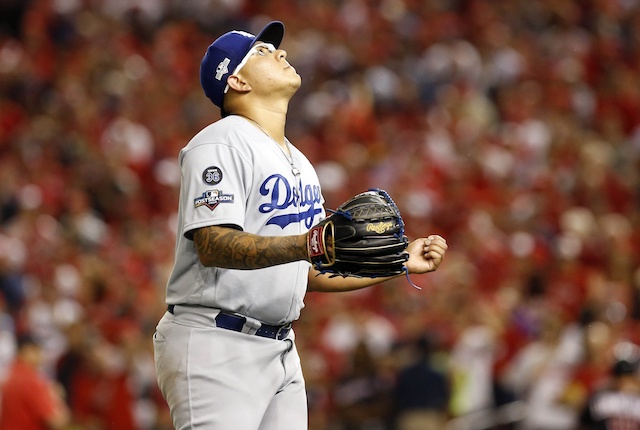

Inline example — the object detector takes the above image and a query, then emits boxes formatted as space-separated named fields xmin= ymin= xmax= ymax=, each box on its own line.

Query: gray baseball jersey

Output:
xmin=164 ymin=115 xmax=325 ymax=324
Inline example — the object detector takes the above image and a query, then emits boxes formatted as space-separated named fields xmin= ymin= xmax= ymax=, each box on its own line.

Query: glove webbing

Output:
xmin=370 ymin=187 xmax=406 ymax=234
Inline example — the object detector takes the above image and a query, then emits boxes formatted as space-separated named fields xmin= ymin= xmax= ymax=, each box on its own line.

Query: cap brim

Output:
xmin=253 ymin=21 xmax=284 ymax=49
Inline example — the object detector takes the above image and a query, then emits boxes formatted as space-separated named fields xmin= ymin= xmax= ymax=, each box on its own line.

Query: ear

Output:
xmin=226 ymin=74 xmax=252 ymax=93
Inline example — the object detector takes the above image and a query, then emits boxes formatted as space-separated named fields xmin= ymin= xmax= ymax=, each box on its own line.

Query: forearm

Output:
xmin=307 ymin=267 xmax=400 ymax=292
xmin=46 ymin=383 xmax=70 ymax=429
xmin=193 ymin=225 xmax=308 ymax=269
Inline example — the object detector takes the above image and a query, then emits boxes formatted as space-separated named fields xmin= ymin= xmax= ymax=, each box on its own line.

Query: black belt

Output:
xmin=167 ymin=305 xmax=291 ymax=340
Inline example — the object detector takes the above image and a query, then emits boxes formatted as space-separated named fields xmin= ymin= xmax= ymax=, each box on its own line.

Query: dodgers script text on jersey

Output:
xmin=259 ymin=174 xmax=322 ymax=229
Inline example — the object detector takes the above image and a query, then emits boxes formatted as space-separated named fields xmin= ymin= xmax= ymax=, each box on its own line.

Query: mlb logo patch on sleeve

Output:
xmin=194 ymin=189 xmax=234 ymax=211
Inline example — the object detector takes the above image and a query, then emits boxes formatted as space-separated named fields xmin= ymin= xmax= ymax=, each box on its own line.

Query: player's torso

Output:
xmin=167 ymin=116 xmax=325 ymax=323
xmin=193 ymin=116 xmax=323 ymax=232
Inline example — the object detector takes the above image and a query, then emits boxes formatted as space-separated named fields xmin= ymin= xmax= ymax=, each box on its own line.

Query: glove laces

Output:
xmin=403 ymin=267 xmax=423 ymax=290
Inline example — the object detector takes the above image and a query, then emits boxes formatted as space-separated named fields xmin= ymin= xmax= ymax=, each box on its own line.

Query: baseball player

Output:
xmin=153 ymin=20 xmax=448 ymax=430
xmin=579 ymin=344 xmax=640 ymax=429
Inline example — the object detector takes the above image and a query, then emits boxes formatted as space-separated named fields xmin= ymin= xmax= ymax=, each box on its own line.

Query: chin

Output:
xmin=289 ymin=76 xmax=302 ymax=91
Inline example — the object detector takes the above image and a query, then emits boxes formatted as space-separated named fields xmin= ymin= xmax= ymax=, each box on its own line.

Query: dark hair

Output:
xmin=612 ymin=359 xmax=639 ymax=377
xmin=16 ymin=333 xmax=39 ymax=349
xmin=611 ymin=342 xmax=640 ymax=377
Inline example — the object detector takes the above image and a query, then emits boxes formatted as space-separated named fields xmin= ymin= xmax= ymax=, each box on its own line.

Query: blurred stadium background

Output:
xmin=0 ymin=0 xmax=639 ymax=429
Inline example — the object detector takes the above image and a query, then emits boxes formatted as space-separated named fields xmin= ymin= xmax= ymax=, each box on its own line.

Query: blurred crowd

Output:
xmin=0 ymin=0 xmax=639 ymax=429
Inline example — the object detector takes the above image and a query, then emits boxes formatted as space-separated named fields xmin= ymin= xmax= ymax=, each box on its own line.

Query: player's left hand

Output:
xmin=405 ymin=235 xmax=447 ymax=274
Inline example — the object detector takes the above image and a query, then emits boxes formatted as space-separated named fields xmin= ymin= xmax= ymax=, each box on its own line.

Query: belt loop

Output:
xmin=242 ymin=318 xmax=261 ymax=335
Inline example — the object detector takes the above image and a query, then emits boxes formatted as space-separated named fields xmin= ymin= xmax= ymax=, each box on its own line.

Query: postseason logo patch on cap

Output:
xmin=215 ymin=58 xmax=230 ymax=81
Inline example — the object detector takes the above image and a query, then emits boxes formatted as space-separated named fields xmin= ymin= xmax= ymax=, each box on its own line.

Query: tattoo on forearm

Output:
xmin=193 ymin=227 xmax=308 ymax=269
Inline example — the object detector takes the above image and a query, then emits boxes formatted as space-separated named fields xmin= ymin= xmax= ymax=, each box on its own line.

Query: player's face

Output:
xmin=235 ymin=42 xmax=301 ymax=96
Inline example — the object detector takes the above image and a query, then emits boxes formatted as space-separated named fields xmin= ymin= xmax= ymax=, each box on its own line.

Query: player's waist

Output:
xmin=167 ymin=304 xmax=291 ymax=340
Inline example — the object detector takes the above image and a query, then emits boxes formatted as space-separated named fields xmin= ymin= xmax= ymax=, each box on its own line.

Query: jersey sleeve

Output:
xmin=179 ymin=142 xmax=252 ymax=238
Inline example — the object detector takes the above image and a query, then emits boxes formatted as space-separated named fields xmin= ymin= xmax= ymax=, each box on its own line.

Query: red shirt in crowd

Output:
xmin=0 ymin=359 xmax=63 ymax=430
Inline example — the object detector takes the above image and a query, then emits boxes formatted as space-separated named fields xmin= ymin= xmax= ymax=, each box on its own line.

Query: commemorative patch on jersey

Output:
xmin=194 ymin=189 xmax=234 ymax=211
xmin=202 ymin=166 xmax=223 ymax=185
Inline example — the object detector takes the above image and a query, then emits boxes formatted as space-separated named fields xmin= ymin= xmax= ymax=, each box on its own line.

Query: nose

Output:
xmin=276 ymin=49 xmax=287 ymax=61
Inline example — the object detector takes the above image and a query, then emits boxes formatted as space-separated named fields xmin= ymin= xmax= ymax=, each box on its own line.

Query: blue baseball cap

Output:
xmin=200 ymin=21 xmax=285 ymax=112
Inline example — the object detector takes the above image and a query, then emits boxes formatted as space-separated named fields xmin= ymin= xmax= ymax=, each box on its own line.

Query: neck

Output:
xmin=239 ymin=113 xmax=287 ymax=148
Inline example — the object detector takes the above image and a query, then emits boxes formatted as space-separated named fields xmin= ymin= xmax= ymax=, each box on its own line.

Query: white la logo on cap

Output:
xmin=215 ymin=58 xmax=231 ymax=81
